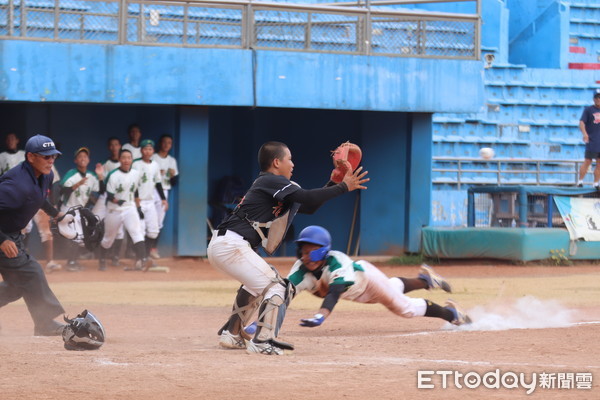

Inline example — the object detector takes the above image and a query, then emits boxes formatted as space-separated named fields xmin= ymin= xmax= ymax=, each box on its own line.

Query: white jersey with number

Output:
xmin=103 ymin=158 xmax=120 ymax=176
xmin=105 ymin=168 xmax=140 ymax=211
xmin=287 ymin=252 xmax=427 ymax=318
xmin=151 ymin=153 xmax=178 ymax=190
xmin=122 ymin=143 xmax=141 ymax=160
xmin=0 ymin=150 xmax=25 ymax=175
xmin=59 ymin=168 xmax=100 ymax=210
xmin=132 ymin=159 xmax=161 ymax=201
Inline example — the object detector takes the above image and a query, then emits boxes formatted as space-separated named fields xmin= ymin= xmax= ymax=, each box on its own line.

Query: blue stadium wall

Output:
xmin=0 ymin=40 xmax=484 ymax=255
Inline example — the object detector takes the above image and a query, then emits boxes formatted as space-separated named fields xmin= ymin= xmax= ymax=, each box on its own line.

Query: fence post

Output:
xmin=7 ymin=0 xmax=13 ymax=36
xmin=364 ymin=0 xmax=371 ymax=55
xmin=19 ymin=0 xmax=26 ymax=37
xmin=243 ymin=3 xmax=254 ymax=49
xmin=518 ymin=187 xmax=527 ymax=227
xmin=547 ymin=194 xmax=554 ymax=227
xmin=118 ymin=0 xmax=127 ymax=44
xmin=53 ymin=0 xmax=59 ymax=39
xmin=467 ymin=188 xmax=474 ymax=227
xmin=305 ymin=12 xmax=312 ymax=50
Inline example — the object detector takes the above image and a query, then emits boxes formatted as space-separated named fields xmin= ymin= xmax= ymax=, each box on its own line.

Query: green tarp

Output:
xmin=422 ymin=227 xmax=600 ymax=261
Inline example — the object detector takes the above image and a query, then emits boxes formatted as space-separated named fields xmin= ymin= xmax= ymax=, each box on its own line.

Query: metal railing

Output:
xmin=0 ymin=0 xmax=480 ymax=58
xmin=432 ymin=157 xmax=588 ymax=190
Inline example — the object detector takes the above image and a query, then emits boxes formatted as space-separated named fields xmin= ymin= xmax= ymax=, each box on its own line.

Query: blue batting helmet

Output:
xmin=296 ymin=225 xmax=332 ymax=262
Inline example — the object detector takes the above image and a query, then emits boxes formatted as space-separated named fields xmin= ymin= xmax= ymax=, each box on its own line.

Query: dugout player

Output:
xmin=0 ymin=132 xmax=25 ymax=175
xmin=0 ymin=134 xmax=66 ymax=336
xmin=132 ymin=139 xmax=167 ymax=259
xmin=208 ymin=141 xmax=368 ymax=355
xmin=92 ymin=137 xmax=124 ymax=266
xmin=98 ymin=149 xmax=150 ymax=272
xmin=59 ymin=147 xmax=103 ymax=271
xmin=288 ymin=226 xmax=471 ymax=328
xmin=122 ymin=124 xmax=142 ymax=160
xmin=150 ymin=134 xmax=178 ymax=259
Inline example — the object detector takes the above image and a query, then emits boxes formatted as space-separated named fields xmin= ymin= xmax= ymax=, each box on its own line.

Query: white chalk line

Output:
xmin=295 ymin=357 xmax=600 ymax=370
xmin=376 ymin=320 xmax=600 ymax=339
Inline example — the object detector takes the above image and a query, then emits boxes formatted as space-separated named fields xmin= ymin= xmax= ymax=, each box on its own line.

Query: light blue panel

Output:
xmin=481 ymin=0 xmax=510 ymax=64
xmin=0 ymin=41 xmax=254 ymax=105
xmin=407 ymin=113 xmax=433 ymax=252
xmin=360 ymin=112 xmax=408 ymax=254
xmin=431 ymin=190 xmax=469 ymax=227
xmin=508 ymin=1 xmax=569 ymax=68
xmin=506 ymin=0 xmax=556 ymax=43
xmin=254 ymin=52 xmax=484 ymax=113
xmin=0 ymin=41 xmax=483 ymax=113
xmin=177 ymin=107 xmax=209 ymax=256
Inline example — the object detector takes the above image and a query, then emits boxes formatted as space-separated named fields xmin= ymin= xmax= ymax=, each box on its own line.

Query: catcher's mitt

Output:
xmin=330 ymin=141 xmax=362 ymax=184
xmin=56 ymin=206 xmax=104 ymax=251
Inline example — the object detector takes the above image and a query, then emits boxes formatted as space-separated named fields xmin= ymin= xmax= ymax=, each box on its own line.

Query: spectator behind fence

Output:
xmin=577 ymin=90 xmax=600 ymax=188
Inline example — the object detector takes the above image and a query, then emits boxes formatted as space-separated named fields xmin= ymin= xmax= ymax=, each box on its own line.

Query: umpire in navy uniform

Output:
xmin=0 ymin=134 xmax=66 ymax=336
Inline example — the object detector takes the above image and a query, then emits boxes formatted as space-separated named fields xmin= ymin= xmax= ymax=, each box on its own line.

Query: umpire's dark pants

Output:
xmin=0 ymin=233 xmax=64 ymax=328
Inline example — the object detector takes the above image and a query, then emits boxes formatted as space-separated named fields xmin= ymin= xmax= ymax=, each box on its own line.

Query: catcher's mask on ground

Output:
xmin=62 ymin=310 xmax=105 ymax=351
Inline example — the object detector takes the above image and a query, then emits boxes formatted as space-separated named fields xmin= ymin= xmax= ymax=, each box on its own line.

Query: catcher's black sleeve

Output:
xmin=155 ymin=183 xmax=166 ymax=200
xmin=320 ymin=283 xmax=347 ymax=312
xmin=41 ymin=199 xmax=59 ymax=218
xmin=290 ymin=182 xmax=349 ymax=215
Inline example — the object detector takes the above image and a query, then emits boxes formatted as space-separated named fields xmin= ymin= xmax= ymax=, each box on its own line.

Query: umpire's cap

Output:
xmin=25 ymin=134 xmax=62 ymax=156
xmin=594 ymin=89 xmax=600 ymax=99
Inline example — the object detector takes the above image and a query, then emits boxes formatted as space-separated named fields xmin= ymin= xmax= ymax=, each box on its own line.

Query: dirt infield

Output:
xmin=1 ymin=258 xmax=599 ymax=399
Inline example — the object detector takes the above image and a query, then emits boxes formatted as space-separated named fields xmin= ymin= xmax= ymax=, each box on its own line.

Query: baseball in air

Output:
xmin=479 ymin=147 xmax=495 ymax=160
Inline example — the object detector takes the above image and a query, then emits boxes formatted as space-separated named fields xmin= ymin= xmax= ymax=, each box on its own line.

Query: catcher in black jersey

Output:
xmin=208 ymin=141 xmax=368 ymax=355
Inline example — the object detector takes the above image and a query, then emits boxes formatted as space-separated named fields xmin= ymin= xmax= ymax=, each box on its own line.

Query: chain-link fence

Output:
xmin=470 ymin=189 xmax=600 ymax=228
xmin=0 ymin=0 xmax=480 ymax=59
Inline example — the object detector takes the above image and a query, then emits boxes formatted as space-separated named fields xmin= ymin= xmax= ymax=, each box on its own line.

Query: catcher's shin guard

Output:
xmin=218 ymin=286 xmax=259 ymax=338
xmin=254 ymin=279 xmax=296 ymax=342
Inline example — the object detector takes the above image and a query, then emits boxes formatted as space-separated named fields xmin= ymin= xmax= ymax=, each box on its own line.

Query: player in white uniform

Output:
xmin=150 ymin=134 xmax=178 ymax=259
xmin=287 ymin=226 xmax=471 ymax=329
xmin=0 ymin=133 xmax=26 ymax=175
xmin=132 ymin=139 xmax=168 ymax=260
xmin=92 ymin=137 xmax=124 ymax=266
xmin=121 ymin=124 xmax=142 ymax=160
xmin=98 ymin=149 xmax=150 ymax=272
xmin=59 ymin=147 xmax=102 ymax=271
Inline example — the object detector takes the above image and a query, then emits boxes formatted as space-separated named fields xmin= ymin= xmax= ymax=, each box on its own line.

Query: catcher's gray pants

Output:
xmin=0 ymin=233 xmax=65 ymax=327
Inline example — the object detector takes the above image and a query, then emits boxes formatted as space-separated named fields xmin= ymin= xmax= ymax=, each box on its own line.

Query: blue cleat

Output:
xmin=418 ymin=264 xmax=452 ymax=293
xmin=445 ymin=299 xmax=472 ymax=326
